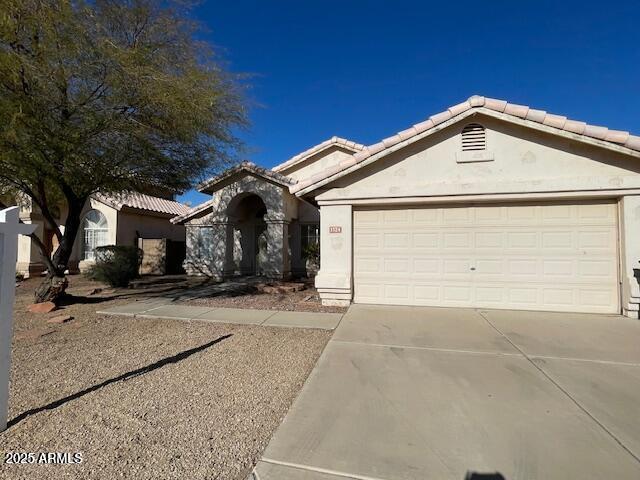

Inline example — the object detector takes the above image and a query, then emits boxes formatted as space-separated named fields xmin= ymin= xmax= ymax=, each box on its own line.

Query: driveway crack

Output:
xmin=476 ymin=309 xmax=640 ymax=465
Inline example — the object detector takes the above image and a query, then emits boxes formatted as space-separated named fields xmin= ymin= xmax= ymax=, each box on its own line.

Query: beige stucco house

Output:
xmin=16 ymin=192 xmax=189 ymax=277
xmin=174 ymin=95 xmax=640 ymax=317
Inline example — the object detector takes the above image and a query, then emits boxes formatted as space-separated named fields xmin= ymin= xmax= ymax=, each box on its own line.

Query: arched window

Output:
xmin=83 ymin=210 xmax=108 ymax=260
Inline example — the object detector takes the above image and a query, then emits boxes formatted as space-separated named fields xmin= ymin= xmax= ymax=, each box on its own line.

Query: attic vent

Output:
xmin=461 ymin=123 xmax=486 ymax=151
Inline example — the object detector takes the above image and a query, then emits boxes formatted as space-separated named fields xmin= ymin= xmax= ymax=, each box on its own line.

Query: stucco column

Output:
xmin=315 ymin=204 xmax=352 ymax=307
xmin=184 ymin=219 xmax=230 ymax=280
xmin=16 ymin=210 xmax=46 ymax=278
xmin=620 ymin=195 xmax=640 ymax=318
xmin=223 ymin=222 xmax=237 ymax=277
xmin=263 ymin=218 xmax=291 ymax=279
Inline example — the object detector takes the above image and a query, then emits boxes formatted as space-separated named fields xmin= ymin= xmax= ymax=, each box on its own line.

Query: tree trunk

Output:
xmin=34 ymin=275 xmax=69 ymax=304
xmin=34 ymin=197 xmax=85 ymax=304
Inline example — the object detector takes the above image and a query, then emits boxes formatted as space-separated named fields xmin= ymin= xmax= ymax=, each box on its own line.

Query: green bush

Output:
xmin=302 ymin=242 xmax=320 ymax=264
xmin=86 ymin=245 xmax=143 ymax=287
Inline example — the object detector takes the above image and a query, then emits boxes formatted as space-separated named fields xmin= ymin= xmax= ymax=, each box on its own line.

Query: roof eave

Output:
xmin=272 ymin=137 xmax=365 ymax=173
xmin=294 ymin=107 xmax=640 ymax=197
xmin=197 ymin=164 xmax=294 ymax=195
xmin=171 ymin=199 xmax=214 ymax=224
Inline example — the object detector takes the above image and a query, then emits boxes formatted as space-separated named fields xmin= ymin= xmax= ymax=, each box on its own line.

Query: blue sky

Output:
xmin=178 ymin=0 xmax=639 ymax=205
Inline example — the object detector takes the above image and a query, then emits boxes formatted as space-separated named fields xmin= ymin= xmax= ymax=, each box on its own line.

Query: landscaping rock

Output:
xmin=256 ymin=282 xmax=307 ymax=294
xmin=47 ymin=314 xmax=73 ymax=324
xmin=87 ymin=287 xmax=103 ymax=296
xmin=27 ymin=301 xmax=57 ymax=314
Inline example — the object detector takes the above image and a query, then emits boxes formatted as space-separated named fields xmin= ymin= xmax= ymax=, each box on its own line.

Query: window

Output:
xmin=83 ymin=210 xmax=108 ymax=260
xmin=301 ymin=224 xmax=320 ymax=257
xmin=461 ymin=123 xmax=486 ymax=151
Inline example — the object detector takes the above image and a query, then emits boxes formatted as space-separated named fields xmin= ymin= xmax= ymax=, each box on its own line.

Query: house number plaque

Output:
xmin=329 ymin=226 xmax=342 ymax=233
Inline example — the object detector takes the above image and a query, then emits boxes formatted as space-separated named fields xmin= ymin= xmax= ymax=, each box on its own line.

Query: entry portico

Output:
xmin=174 ymin=97 xmax=640 ymax=317
xmin=174 ymin=162 xmax=305 ymax=280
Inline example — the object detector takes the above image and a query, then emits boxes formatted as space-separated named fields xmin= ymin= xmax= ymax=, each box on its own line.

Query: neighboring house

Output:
xmin=16 ymin=192 xmax=190 ymax=277
xmin=173 ymin=95 xmax=640 ymax=317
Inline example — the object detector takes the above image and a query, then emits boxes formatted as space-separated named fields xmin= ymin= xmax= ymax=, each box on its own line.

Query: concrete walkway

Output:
xmin=97 ymin=300 xmax=343 ymax=330
xmin=252 ymin=305 xmax=640 ymax=480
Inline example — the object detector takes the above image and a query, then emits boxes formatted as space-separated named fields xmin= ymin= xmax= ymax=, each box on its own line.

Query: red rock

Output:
xmin=27 ymin=302 xmax=57 ymax=314
xmin=47 ymin=315 xmax=73 ymax=324
xmin=255 ymin=282 xmax=307 ymax=294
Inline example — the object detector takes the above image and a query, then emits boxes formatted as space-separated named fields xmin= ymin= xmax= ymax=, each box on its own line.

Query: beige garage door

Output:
xmin=353 ymin=201 xmax=620 ymax=313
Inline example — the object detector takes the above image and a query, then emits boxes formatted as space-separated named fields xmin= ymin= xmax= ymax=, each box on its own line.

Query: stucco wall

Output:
xmin=71 ymin=199 xmax=119 ymax=271
xmin=311 ymin=115 xmax=640 ymax=314
xmin=183 ymin=174 xmax=298 ymax=278
xmin=620 ymin=196 xmax=640 ymax=317
xmin=280 ymin=146 xmax=356 ymax=182
xmin=116 ymin=210 xmax=185 ymax=246
xmin=316 ymin=115 xmax=640 ymax=202
xmin=314 ymin=204 xmax=352 ymax=306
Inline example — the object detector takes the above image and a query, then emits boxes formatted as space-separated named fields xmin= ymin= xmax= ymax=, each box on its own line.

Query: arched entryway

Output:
xmin=226 ymin=193 xmax=268 ymax=276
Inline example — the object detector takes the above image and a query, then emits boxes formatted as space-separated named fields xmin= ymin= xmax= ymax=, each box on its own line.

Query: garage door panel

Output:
xmin=578 ymin=230 xmax=615 ymax=249
xmin=355 ymin=257 xmax=381 ymax=273
xmin=578 ymin=203 xmax=617 ymax=222
xmin=443 ymin=232 xmax=472 ymax=248
xmin=413 ymin=209 xmax=439 ymax=224
xmin=443 ymin=208 xmax=472 ymax=224
xmin=384 ymin=258 xmax=410 ymax=273
xmin=474 ymin=259 xmax=504 ymax=275
xmin=476 ymin=286 xmax=504 ymax=303
xmin=413 ymin=258 xmax=441 ymax=275
xmin=414 ymin=284 xmax=440 ymax=301
xmin=413 ymin=233 xmax=439 ymax=248
xmin=578 ymin=260 xmax=616 ymax=279
xmin=354 ymin=201 xmax=619 ymax=314
xmin=475 ymin=231 xmax=504 ymax=248
xmin=507 ymin=205 xmax=538 ymax=223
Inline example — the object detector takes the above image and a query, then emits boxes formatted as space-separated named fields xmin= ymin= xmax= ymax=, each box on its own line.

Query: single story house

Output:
xmin=173 ymin=95 xmax=640 ymax=317
xmin=16 ymin=192 xmax=190 ymax=277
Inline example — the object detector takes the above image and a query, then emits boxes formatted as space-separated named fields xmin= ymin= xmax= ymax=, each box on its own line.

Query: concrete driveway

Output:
xmin=252 ymin=305 xmax=640 ymax=480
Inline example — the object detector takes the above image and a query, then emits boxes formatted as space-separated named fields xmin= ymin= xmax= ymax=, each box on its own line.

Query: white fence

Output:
xmin=0 ymin=207 xmax=36 ymax=431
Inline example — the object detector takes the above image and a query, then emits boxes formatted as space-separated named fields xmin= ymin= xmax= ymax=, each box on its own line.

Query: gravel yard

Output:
xmin=0 ymin=277 xmax=331 ymax=480
xmin=181 ymin=280 xmax=347 ymax=314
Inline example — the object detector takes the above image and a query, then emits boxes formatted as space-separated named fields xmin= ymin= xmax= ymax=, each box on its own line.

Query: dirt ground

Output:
xmin=181 ymin=279 xmax=347 ymax=314
xmin=0 ymin=276 xmax=331 ymax=480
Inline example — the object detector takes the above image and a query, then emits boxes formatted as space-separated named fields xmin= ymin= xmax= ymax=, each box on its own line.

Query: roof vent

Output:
xmin=461 ymin=123 xmax=486 ymax=151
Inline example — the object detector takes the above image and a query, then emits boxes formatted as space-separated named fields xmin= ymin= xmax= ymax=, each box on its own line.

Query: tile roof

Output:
xmin=170 ymin=198 xmax=216 ymax=224
xmin=95 ymin=192 xmax=191 ymax=216
xmin=272 ymin=136 xmax=365 ymax=173
xmin=197 ymin=161 xmax=295 ymax=194
xmin=291 ymin=95 xmax=640 ymax=195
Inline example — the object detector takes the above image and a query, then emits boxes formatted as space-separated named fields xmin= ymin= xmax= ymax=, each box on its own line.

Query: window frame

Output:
xmin=300 ymin=223 xmax=320 ymax=258
xmin=82 ymin=209 xmax=109 ymax=261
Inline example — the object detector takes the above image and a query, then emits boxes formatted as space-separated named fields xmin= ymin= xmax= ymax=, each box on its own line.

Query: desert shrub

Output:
xmin=303 ymin=242 xmax=320 ymax=264
xmin=86 ymin=245 xmax=143 ymax=287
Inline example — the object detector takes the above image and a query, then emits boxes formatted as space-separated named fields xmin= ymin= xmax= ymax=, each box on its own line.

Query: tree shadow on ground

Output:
xmin=57 ymin=276 xmax=215 ymax=306
xmin=6 ymin=334 xmax=232 ymax=429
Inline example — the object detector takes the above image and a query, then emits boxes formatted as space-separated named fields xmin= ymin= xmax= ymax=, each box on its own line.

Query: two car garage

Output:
xmin=353 ymin=200 xmax=620 ymax=314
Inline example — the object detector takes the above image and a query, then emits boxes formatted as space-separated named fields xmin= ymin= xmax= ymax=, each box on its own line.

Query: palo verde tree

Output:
xmin=0 ymin=0 xmax=246 ymax=302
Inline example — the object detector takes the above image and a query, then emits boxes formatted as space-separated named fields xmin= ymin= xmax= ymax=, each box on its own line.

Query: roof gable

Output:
xmin=272 ymin=136 xmax=364 ymax=174
xmin=197 ymin=161 xmax=294 ymax=194
xmin=292 ymin=96 xmax=640 ymax=196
